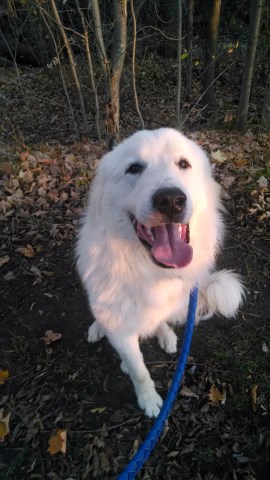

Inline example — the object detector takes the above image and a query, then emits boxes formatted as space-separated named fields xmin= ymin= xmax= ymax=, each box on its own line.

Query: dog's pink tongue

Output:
xmin=151 ymin=224 xmax=193 ymax=268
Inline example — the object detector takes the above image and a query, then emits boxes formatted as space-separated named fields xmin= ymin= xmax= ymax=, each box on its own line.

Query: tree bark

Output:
xmin=176 ymin=0 xmax=182 ymax=130
xmin=186 ymin=0 xmax=194 ymax=101
xmin=91 ymin=0 xmax=127 ymax=150
xmin=261 ymin=80 xmax=270 ymax=131
xmin=238 ymin=0 xmax=264 ymax=131
xmin=91 ymin=0 xmax=108 ymax=78
xmin=202 ymin=0 xmax=221 ymax=107
xmin=130 ymin=0 xmax=144 ymax=129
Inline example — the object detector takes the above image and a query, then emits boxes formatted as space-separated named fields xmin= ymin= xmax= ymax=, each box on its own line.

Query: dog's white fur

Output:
xmin=77 ymin=128 xmax=244 ymax=417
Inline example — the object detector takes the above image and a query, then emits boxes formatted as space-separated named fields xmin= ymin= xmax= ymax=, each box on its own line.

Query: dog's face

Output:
xmin=94 ymin=128 xmax=220 ymax=270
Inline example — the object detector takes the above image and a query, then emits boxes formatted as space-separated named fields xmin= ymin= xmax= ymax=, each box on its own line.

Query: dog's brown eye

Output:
xmin=178 ymin=158 xmax=191 ymax=169
xmin=126 ymin=163 xmax=144 ymax=174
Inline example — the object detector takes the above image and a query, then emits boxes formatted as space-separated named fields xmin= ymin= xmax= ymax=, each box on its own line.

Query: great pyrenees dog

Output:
xmin=77 ymin=128 xmax=244 ymax=417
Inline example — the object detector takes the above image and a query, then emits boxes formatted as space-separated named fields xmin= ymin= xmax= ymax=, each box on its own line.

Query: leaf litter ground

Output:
xmin=0 ymin=74 xmax=270 ymax=478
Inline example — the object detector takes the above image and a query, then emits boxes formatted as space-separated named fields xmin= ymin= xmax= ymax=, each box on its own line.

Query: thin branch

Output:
xmin=186 ymin=0 xmax=194 ymax=100
xmin=176 ymin=0 xmax=182 ymax=130
xmin=182 ymin=63 xmax=232 ymax=127
xmin=130 ymin=0 xmax=144 ymax=129
xmin=75 ymin=0 xmax=101 ymax=140
xmin=137 ymin=25 xmax=179 ymax=41
xmin=50 ymin=0 xmax=89 ymax=135
xmin=90 ymin=0 xmax=110 ymax=78
xmin=39 ymin=7 xmax=79 ymax=138
xmin=38 ymin=4 xmax=85 ymax=40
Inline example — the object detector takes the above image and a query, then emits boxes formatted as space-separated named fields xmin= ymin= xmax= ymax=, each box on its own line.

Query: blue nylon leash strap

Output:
xmin=117 ymin=286 xmax=198 ymax=480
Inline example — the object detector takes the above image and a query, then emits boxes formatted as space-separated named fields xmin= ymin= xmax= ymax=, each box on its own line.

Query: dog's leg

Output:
xmin=109 ymin=334 xmax=163 ymax=417
xmin=87 ymin=321 xmax=105 ymax=343
xmin=156 ymin=322 xmax=178 ymax=354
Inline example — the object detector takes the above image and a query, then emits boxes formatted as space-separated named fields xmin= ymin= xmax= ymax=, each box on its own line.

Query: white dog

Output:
xmin=76 ymin=128 xmax=244 ymax=417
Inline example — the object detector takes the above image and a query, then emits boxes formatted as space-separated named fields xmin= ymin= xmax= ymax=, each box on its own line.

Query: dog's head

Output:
xmin=90 ymin=128 xmax=223 ymax=271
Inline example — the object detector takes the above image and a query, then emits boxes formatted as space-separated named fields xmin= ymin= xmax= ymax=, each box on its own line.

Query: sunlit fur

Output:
xmin=76 ymin=128 xmax=244 ymax=417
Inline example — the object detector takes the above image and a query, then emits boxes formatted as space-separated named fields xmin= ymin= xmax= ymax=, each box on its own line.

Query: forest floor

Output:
xmin=0 ymin=63 xmax=270 ymax=480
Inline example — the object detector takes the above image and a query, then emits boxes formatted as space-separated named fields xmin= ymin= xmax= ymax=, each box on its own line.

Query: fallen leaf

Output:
xmin=41 ymin=270 xmax=55 ymax=277
xmin=0 ymin=199 xmax=13 ymax=214
xmin=0 ymin=370 xmax=9 ymax=386
xmin=238 ymin=176 xmax=253 ymax=186
xmin=224 ymin=112 xmax=235 ymax=123
xmin=16 ymin=245 xmax=35 ymax=257
xmin=0 ymin=256 xmax=10 ymax=268
xmin=0 ymin=409 xmax=11 ymax=442
xmin=234 ymin=158 xmax=248 ymax=167
xmin=20 ymin=151 xmax=29 ymax=162
xmin=216 ymin=445 xmax=230 ymax=457
xmin=208 ymin=384 xmax=226 ymax=404
xmin=42 ymin=330 xmax=62 ymax=345
xmin=4 ymin=271 xmax=15 ymax=281
xmin=251 ymin=385 xmax=258 ymax=412
xmin=257 ymin=176 xmax=268 ymax=189
xmin=18 ymin=169 xmax=33 ymax=184
xmin=233 ymin=453 xmax=250 ymax=464
xmin=100 ymin=451 xmax=111 ymax=472
xmin=211 ymin=150 xmax=227 ymax=163
xmin=167 ymin=450 xmax=179 ymax=459
xmin=48 ymin=429 xmax=67 ymax=455
xmin=90 ymin=407 xmax=107 ymax=414
xmin=129 ymin=438 xmax=139 ymax=459
xmin=180 ymin=385 xmax=199 ymax=398
xmin=221 ymin=176 xmax=236 ymax=188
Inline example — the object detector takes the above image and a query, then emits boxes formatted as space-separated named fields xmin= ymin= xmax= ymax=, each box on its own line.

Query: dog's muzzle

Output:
xmin=130 ymin=188 xmax=193 ymax=269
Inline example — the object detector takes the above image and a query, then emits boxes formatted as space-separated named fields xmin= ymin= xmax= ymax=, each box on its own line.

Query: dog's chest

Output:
xmin=136 ymin=278 xmax=190 ymax=336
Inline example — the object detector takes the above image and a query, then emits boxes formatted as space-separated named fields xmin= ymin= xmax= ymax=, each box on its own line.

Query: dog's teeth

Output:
xmin=145 ymin=227 xmax=155 ymax=241
xmin=178 ymin=225 xmax=182 ymax=234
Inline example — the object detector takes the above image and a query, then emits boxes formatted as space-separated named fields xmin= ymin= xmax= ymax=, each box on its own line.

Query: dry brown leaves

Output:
xmin=0 ymin=142 xmax=104 ymax=265
xmin=190 ymin=130 xmax=270 ymax=230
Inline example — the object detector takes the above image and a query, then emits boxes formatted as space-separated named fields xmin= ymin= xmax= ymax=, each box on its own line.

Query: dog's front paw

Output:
xmin=156 ymin=324 xmax=178 ymax=354
xmin=137 ymin=382 xmax=163 ymax=417
xmin=87 ymin=321 xmax=105 ymax=343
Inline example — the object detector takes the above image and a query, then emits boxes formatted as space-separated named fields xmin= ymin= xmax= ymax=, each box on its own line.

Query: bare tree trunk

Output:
xmin=202 ymin=0 xmax=221 ymax=107
xmin=261 ymin=79 xmax=270 ymax=131
xmin=91 ymin=0 xmax=108 ymax=78
xmin=186 ymin=0 xmax=194 ymax=101
xmin=130 ymin=0 xmax=144 ymax=129
xmin=50 ymin=0 xmax=89 ymax=135
xmin=238 ymin=0 xmax=264 ymax=131
xmin=75 ymin=0 xmax=101 ymax=140
xmin=91 ymin=0 xmax=127 ymax=150
xmin=108 ymin=0 xmax=127 ymax=148
xmin=176 ymin=0 xmax=182 ymax=130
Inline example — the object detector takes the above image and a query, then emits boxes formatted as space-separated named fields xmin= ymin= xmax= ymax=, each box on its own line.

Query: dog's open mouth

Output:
xmin=132 ymin=218 xmax=193 ymax=268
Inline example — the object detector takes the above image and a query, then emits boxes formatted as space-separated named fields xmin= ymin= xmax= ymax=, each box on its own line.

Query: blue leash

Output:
xmin=117 ymin=287 xmax=198 ymax=480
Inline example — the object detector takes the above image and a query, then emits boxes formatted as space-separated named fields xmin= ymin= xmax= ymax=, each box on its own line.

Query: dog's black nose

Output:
xmin=153 ymin=187 xmax=187 ymax=216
